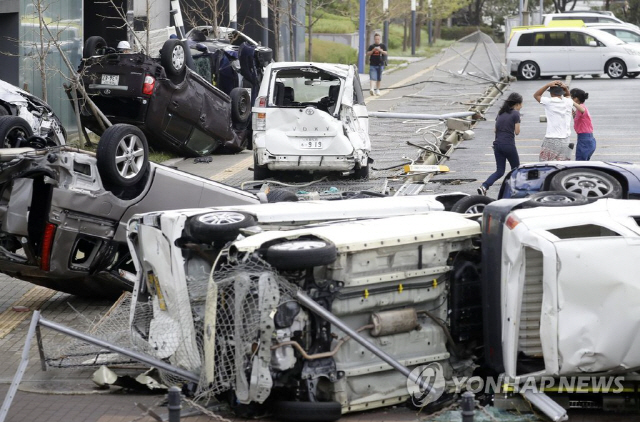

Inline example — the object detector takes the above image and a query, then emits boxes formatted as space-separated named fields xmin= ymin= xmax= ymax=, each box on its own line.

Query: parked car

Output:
xmin=542 ymin=11 xmax=639 ymax=29
xmin=507 ymin=26 xmax=640 ymax=79
xmin=0 ymin=79 xmax=66 ymax=147
xmin=586 ymin=22 xmax=640 ymax=44
xmin=76 ymin=32 xmax=269 ymax=156
xmin=251 ymin=62 xmax=371 ymax=179
xmin=127 ymin=193 xmax=640 ymax=421
xmin=450 ymin=161 xmax=640 ymax=214
xmin=0 ymin=143 xmax=261 ymax=298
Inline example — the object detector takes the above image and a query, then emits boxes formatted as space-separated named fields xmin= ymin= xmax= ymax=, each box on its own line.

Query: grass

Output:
xmin=307 ymin=38 xmax=357 ymax=64
xmin=308 ymin=11 xmax=357 ymax=34
xmin=67 ymin=132 xmax=178 ymax=164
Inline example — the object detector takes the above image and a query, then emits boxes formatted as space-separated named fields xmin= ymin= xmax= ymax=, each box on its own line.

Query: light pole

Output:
xmin=411 ymin=0 xmax=416 ymax=55
xmin=358 ymin=0 xmax=366 ymax=73
xmin=230 ymin=0 xmax=237 ymax=29
xmin=383 ymin=0 xmax=389 ymax=48
xmin=261 ymin=0 xmax=268 ymax=47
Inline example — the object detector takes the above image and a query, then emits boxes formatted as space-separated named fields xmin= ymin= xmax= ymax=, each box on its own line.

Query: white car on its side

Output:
xmin=251 ymin=62 xmax=371 ymax=180
xmin=507 ymin=26 xmax=640 ymax=79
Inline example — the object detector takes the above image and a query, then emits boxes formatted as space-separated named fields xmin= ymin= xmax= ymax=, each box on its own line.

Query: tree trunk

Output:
xmin=272 ymin=0 xmax=280 ymax=61
xmin=416 ymin=9 xmax=423 ymax=47
xmin=37 ymin=0 xmax=47 ymax=102
xmin=307 ymin=2 xmax=312 ymax=60
xmin=435 ymin=18 xmax=442 ymax=40
xmin=402 ymin=16 xmax=408 ymax=51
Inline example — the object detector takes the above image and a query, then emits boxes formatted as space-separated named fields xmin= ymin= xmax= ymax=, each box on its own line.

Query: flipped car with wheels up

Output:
xmin=251 ymin=62 xmax=371 ymax=180
xmin=450 ymin=160 xmax=640 ymax=214
xmin=76 ymin=33 xmax=265 ymax=156
xmin=0 ymin=79 xmax=66 ymax=147
xmin=127 ymin=193 xmax=640 ymax=421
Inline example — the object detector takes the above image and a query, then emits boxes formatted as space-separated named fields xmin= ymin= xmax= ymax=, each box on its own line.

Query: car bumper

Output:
xmin=256 ymin=148 xmax=368 ymax=171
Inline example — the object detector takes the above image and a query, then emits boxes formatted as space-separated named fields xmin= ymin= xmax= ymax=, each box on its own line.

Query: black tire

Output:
xmin=267 ymin=189 xmax=298 ymax=202
xmin=97 ymin=124 xmax=149 ymax=187
xmin=627 ymin=72 xmax=639 ymax=78
xmin=272 ymin=401 xmax=342 ymax=422
xmin=0 ymin=116 xmax=33 ymax=148
xmin=605 ymin=59 xmax=626 ymax=79
xmin=188 ymin=211 xmax=256 ymax=243
xmin=350 ymin=164 xmax=370 ymax=179
xmin=525 ymin=191 xmax=589 ymax=207
xmin=160 ymin=39 xmax=187 ymax=77
xmin=83 ymin=36 xmax=107 ymax=58
xmin=265 ymin=239 xmax=337 ymax=270
xmin=518 ymin=61 xmax=539 ymax=80
xmin=451 ymin=195 xmax=495 ymax=214
xmin=230 ymin=88 xmax=251 ymax=123
xmin=0 ymin=105 xmax=9 ymax=116
xmin=548 ymin=168 xmax=623 ymax=199
xmin=253 ymin=154 xmax=271 ymax=180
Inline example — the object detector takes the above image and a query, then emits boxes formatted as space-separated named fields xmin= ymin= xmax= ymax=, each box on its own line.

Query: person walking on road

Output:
xmin=534 ymin=81 xmax=574 ymax=161
xmin=478 ymin=92 xmax=523 ymax=196
xmin=570 ymin=88 xmax=596 ymax=161
xmin=366 ymin=33 xmax=387 ymax=96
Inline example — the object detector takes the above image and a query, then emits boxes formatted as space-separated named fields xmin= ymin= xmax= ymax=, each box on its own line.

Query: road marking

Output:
xmin=0 ymin=286 xmax=56 ymax=339
xmin=366 ymin=48 xmax=473 ymax=104
xmin=209 ymin=155 xmax=253 ymax=181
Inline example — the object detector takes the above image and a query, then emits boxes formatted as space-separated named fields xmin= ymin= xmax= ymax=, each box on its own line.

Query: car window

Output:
xmin=353 ymin=74 xmax=365 ymax=105
xmin=517 ymin=33 xmax=534 ymax=46
xmin=271 ymin=68 xmax=342 ymax=109
xmin=615 ymin=29 xmax=640 ymax=43
xmin=600 ymin=28 xmax=616 ymax=36
xmin=570 ymin=32 xmax=596 ymax=46
xmin=533 ymin=31 xmax=568 ymax=47
xmin=185 ymin=127 xmax=217 ymax=155
xmin=599 ymin=17 xmax=618 ymax=23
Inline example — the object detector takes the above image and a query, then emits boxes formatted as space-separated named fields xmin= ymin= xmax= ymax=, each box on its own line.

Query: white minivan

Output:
xmin=507 ymin=27 xmax=640 ymax=79
xmin=542 ymin=12 xmax=639 ymax=29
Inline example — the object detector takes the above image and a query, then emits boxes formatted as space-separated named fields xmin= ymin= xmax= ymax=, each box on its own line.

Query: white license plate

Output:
xmin=300 ymin=139 xmax=323 ymax=149
xmin=101 ymin=74 xmax=119 ymax=86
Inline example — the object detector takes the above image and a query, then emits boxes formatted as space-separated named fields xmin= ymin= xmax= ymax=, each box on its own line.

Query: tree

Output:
xmin=552 ymin=0 xmax=578 ymax=12
xmin=306 ymin=1 xmax=334 ymax=60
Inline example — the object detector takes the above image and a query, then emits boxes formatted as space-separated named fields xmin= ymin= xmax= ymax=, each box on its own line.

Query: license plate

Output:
xmin=300 ymin=139 xmax=322 ymax=149
xmin=101 ymin=74 xmax=119 ymax=86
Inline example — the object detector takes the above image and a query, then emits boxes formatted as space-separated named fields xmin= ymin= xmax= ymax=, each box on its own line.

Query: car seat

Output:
xmin=274 ymin=81 xmax=285 ymax=106
xmin=328 ymin=84 xmax=340 ymax=114
xmin=283 ymin=87 xmax=295 ymax=106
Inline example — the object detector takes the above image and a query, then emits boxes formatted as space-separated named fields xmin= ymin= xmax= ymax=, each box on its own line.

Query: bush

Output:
xmin=306 ymin=38 xmax=357 ymax=64
xmin=440 ymin=26 xmax=496 ymax=41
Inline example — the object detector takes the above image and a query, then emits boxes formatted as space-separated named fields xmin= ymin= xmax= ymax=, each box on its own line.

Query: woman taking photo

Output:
xmin=478 ymin=92 xmax=523 ymax=196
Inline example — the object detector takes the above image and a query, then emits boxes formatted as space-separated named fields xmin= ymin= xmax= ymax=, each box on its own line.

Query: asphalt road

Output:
xmin=0 ymin=43 xmax=639 ymax=422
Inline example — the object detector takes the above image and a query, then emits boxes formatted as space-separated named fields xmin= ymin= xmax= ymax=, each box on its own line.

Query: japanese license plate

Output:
xmin=101 ymin=74 xmax=119 ymax=86
xmin=300 ymin=139 xmax=322 ymax=149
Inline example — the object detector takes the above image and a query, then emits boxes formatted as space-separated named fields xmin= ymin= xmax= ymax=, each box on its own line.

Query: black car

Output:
xmin=76 ymin=30 xmax=271 ymax=157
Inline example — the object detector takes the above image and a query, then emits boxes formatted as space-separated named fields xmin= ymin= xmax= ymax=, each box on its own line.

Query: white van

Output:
xmin=507 ymin=27 xmax=640 ymax=79
xmin=542 ymin=12 xmax=638 ymax=29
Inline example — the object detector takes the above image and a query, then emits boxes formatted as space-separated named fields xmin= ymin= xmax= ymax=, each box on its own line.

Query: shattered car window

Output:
xmin=271 ymin=69 xmax=341 ymax=108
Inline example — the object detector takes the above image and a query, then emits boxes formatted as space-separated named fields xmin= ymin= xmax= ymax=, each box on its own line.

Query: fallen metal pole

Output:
xmin=296 ymin=291 xmax=430 ymax=390
xmin=369 ymin=111 xmax=475 ymax=120
xmin=38 ymin=316 xmax=200 ymax=383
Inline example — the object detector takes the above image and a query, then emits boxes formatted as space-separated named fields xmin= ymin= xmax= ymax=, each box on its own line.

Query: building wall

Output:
xmin=0 ymin=12 xmax=19 ymax=85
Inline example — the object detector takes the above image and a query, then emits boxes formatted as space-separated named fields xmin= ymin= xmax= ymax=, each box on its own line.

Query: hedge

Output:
xmin=440 ymin=26 xmax=496 ymax=41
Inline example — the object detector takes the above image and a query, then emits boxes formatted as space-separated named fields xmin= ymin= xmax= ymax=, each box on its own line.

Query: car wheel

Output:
xmin=188 ymin=211 xmax=256 ymax=243
xmin=160 ymin=39 xmax=186 ymax=77
xmin=265 ymin=239 xmax=337 ymax=270
xmin=451 ymin=195 xmax=495 ymax=214
xmin=518 ymin=61 xmax=539 ymax=80
xmin=525 ymin=191 xmax=589 ymax=207
xmin=83 ymin=36 xmax=107 ymax=58
xmin=627 ymin=72 xmax=639 ymax=78
xmin=230 ymin=88 xmax=251 ymax=124
xmin=605 ymin=59 xmax=626 ymax=79
xmin=272 ymin=401 xmax=342 ymax=422
xmin=0 ymin=105 xmax=9 ymax=116
xmin=97 ymin=124 xmax=149 ymax=187
xmin=548 ymin=168 xmax=623 ymax=199
xmin=0 ymin=116 xmax=33 ymax=148
xmin=350 ymin=164 xmax=370 ymax=179
xmin=267 ymin=189 xmax=298 ymax=202
xmin=253 ymin=154 xmax=271 ymax=180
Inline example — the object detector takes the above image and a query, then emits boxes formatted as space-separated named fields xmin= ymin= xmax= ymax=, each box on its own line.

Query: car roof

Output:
xmin=268 ymin=62 xmax=351 ymax=77
xmin=586 ymin=23 xmax=640 ymax=31
xmin=544 ymin=12 xmax=616 ymax=17
xmin=513 ymin=26 xmax=603 ymax=35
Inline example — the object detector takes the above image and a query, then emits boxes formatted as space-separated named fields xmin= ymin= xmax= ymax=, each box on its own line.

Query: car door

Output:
xmin=568 ymin=31 xmax=603 ymax=74
xmin=531 ymin=31 xmax=571 ymax=74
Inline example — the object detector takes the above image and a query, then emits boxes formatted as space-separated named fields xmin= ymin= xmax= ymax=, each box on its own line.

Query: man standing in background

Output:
xmin=366 ymin=33 xmax=387 ymax=96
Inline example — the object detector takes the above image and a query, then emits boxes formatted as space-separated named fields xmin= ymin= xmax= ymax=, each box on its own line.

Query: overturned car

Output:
xmin=127 ymin=193 xmax=640 ymax=420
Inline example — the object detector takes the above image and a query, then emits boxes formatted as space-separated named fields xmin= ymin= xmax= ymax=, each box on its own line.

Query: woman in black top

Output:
xmin=478 ymin=92 xmax=523 ymax=196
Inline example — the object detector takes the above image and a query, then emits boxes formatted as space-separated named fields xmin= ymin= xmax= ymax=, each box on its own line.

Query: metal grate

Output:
xmin=518 ymin=247 xmax=544 ymax=357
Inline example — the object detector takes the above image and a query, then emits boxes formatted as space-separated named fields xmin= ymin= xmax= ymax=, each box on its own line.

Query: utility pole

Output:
xmin=411 ymin=0 xmax=416 ymax=55
xmin=230 ymin=0 xmax=237 ymax=29
xmin=383 ymin=0 xmax=389 ymax=48
xmin=358 ymin=0 xmax=366 ymax=73
xmin=428 ymin=0 xmax=432 ymax=46
xmin=261 ymin=0 xmax=268 ymax=46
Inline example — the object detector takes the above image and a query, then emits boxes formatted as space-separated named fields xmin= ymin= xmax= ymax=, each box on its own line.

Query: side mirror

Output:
xmin=589 ymin=40 xmax=598 ymax=47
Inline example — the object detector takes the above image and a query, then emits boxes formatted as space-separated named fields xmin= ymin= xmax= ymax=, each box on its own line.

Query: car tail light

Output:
xmin=506 ymin=215 xmax=520 ymax=230
xmin=257 ymin=96 xmax=267 ymax=107
xmin=142 ymin=75 xmax=155 ymax=95
xmin=40 ymin=223 xmax=57 ymax=271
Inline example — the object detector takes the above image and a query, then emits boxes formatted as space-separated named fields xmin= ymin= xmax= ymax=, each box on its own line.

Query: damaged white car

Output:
xmin=0 ymin=79 xmax=66 ymax=147
xmin=251 ymin=63 xmax=370 ymax=180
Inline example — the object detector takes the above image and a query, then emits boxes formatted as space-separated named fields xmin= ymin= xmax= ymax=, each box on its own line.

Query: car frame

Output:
xmin=251 ymin=62 xmax=371 ymax=179
xmin=507 ymin=26 xmax=640 ymax=80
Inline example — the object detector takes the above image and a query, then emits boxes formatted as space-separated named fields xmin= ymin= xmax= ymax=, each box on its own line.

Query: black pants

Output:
xmin=482 ymin=143 xmax=520 ymax=189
